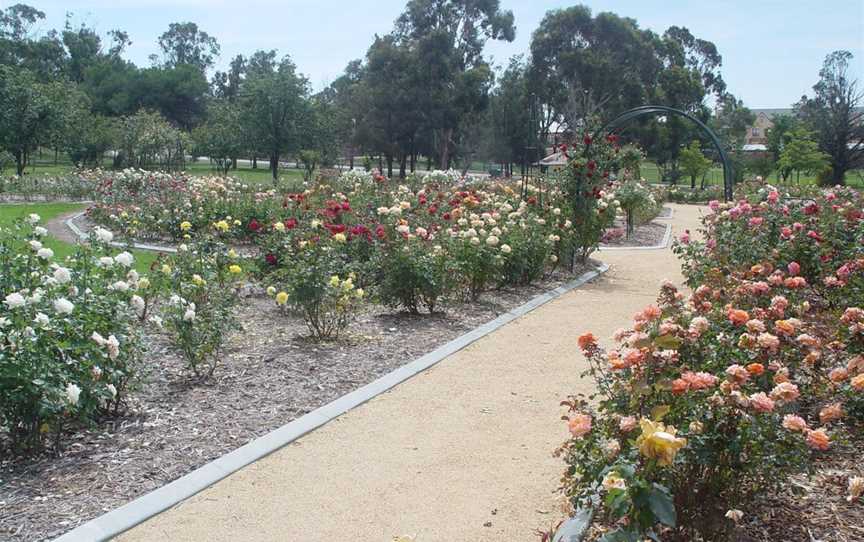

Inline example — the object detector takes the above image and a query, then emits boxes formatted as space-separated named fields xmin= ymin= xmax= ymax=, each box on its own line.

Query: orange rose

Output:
xmin=746 ymin=363 xmax=765 ymax=376
xmin=728 ymin=309 xmax=749 ymax=326
xmin=806 ymin=428 xmax=831 ymax=451
xmin=577 ymin=332 xmax=598 ymax=351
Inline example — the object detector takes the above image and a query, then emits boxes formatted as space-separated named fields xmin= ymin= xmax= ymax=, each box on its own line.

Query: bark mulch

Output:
xmin=0 ymin=264 xmax=593 ymax=542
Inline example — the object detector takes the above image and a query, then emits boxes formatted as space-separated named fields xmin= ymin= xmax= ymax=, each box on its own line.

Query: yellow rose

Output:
xmin=161 ymin=264 xmax=171 ymax=274
xmin=333 ymin=232 xmax=347 ymax=243
xmin=355 ymin=288 xmax=365 ymax=299
xmin=228 ymin=249 xmax=238 ymax=258
xmin=191 ymin=274 xmax=205 ymax=286
xmin=275 ymin=291 xmax=289 ymax=305
xmin=228 ymin=264 xmax=242 ymax=274
xmin=274 ymin=222 xmax=285 ymax=232
xmin=138 ymin=277 xmax=151 ymax=289
xmin=329 ymin=275 xmax=340 ymax=287
xmin=635 ymin=418 xmax=686 ymax=466
xmin=214 ymin=220 xmax=229 ymax=232
xmin=180 ymin=221 xmax=192 ymax=231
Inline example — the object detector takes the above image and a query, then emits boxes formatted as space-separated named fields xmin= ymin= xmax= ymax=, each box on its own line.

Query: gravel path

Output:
xmin=116 ymin=204 xmax=706 ymax=541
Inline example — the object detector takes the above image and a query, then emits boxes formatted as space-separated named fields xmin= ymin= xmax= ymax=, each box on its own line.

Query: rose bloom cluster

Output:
xmin=556 ymin=186 xmax=864 ymax=541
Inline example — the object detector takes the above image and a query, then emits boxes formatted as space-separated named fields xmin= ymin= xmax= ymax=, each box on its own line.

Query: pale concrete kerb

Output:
xmin=65 ymin=211 xmax=177 ymax=254
xmin=597 ymin=221 xmax=672 ymax=252
xmin=52 ymin=263 xmax=610 ymax=542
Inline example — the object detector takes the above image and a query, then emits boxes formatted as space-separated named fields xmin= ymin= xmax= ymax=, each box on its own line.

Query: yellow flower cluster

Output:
xmin=213 ymin=220 xmax=230 ymax=233
xmin=180 ymin=221 xmax=192 ymax=232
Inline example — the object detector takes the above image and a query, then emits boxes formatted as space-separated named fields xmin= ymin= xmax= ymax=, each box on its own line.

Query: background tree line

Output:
xmin=0 ymin=1 xmax=860 ymax=184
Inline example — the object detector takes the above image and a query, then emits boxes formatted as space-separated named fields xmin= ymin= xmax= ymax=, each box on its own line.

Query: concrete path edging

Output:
xmin=65 ymin=211 xmax=177 ymax=254
xmin=53 ymin=263 xmax=609 ymax=542
xmin=597 ymin=221 xmax=672 ymax=251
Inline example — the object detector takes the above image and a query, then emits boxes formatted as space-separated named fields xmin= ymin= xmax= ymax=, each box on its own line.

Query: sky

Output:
xmin=9 ymin=0 xmax=864 ymax=108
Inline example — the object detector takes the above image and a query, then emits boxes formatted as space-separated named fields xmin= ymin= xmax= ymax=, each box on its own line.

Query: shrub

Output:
xmin=154 ymin=234 xmax=241 ymax=378
xmin=266 ymin=238 xmax=365 ymax=340
xmin=614 ymin=179 xmax=659 ymax=237
xmin=374 ymin=236 xmax=455 ymax=314
xmin=0 ymin=217 xmax=142 ymax=452
xmin=555 ymin=186 xmax=864 ymax=541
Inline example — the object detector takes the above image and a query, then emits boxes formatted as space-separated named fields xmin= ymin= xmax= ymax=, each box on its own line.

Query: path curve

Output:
xmin=116 ymin=204 xmax=706 ymax=542
xmin=45 ymin=209 xmax=87 ymax=245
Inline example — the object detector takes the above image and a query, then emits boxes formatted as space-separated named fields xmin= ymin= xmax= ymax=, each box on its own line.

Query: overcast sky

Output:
xmin=12 ymin=0 xmax=864 ymax=108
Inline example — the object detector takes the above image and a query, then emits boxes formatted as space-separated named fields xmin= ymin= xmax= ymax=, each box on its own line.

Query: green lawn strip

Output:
xmin=0 ymin=202 xmax=158 ymax=273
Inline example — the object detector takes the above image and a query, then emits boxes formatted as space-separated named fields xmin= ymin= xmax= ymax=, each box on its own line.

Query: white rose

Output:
xmin=183 ymin=308 xmax=196 ymax=322
xmin=53 ymin=267 xmax=72 ymax=284
xmin=65 ymin=383 xmax=81 ymax=406
xmin=94 ymin=227 xmax=114 ymax=243
xmin=106 ymin=383 xmax=117 ymax=398
xmin=485 ymin=235 xmax=499 ymax=247
xmin=29 ymin=240 xmax=43 ymax=251
xmin=54 ymin=298 xmax=74 ymax=314
xmin=27 ymin=213 xmax=41 ymax=225
xmin=98 ymin=256 xmax=114 ymax=268
xmin=4 ymin=292 xmax=26 ymax=309
xmin=130 ymin=295 xmax=145 ymax=315
xmin=34 ymin=226 xmax=48 ymax=236
xmin=500 ymin=244 xmax=512 ymax=254
xmin=37 ymin=247 xmax=54 ymax=260
xmin=114 ymin=251 xmax=134 ymax=267
xmin=34 ymin=312 xmax=50 ymax=326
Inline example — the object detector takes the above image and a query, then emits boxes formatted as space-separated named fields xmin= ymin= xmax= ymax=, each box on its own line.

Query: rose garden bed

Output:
xmin=0 ymin=262 xmax=593 ymax=541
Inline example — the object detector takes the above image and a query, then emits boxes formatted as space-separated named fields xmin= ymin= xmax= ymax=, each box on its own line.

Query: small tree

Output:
xmin=192 ymin=101 xmax=244 ymax=174
xmin=298 ymin=149 xmax=320 ymax=183
xmin=679 ymin=140 xmax=712 ymax=189
xmin=777 ymin=129 xmax=830 ymax=184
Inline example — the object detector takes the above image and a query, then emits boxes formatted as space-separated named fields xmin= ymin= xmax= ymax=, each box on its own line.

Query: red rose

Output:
xmin=284 ymin=217 xmax=298 ymax=229
xmin=583 ymin=134 xmax=593 ymax=146
xmin=248 ymin=218 xmax=261 ymax=232
xmin=265 ymin=253 xmax=277 ymax=266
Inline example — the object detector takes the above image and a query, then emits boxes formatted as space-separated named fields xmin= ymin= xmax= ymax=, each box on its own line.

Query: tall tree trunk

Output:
xmin=439 ymin=127 xmax=453 ymax=169
xmin=14 ymin=150 xmax=24 ymax=176
xmin=252 ymin=156 xmax=257 ymax=169
xmin=270 ymin=153 xmax=279 ymax=182
xmin=378 ymin=154 xmax=383 ymax=172
xmin=399 ymin=153 xmax=407 ymax=178
xmin=386 ymin=154 xmax=393 ymax=178
xmin=410 ymin=152 xmax=416 ymax=173
xmin=426 ymin=156 xmax=432 ymax=171
xmin=349 ymin=153 xmax=354 ymax=170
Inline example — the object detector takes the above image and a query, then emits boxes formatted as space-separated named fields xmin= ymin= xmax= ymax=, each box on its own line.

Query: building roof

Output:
xmin=536 ymin=151 xmax=568 ymax=167
xmin=751 ymin=108 xmax=794 ymax=119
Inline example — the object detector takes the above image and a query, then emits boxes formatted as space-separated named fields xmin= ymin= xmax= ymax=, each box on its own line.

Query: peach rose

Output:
xmin=806 ymin=428 xmax=830 ymax=451
xmin=728 ymin=309 xmax=749 ymax=326
xmin=782 ymin=414 xmax=808 ymax=432
xmin=770 ymin=382 xmax=800 ymax=403
xmin=746 ymin=363 xmax=765 ymax=376
xmin=577 ymin=332 xmax=598 ymax=351
xmin=568 ymin=413 xmax=593 ymax=438
xmin=619 ymin=416 xmax=638 ymax=432
xmin=819 ymin=403 xmax=844 ymax=425
xmin=851 ymin=374 xmax=864 ymax=391
xmin=749 ymin=392 xmax=775 ymax=413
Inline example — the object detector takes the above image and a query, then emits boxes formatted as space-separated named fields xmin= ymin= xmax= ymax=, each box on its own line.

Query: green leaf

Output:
xmin=598 ymin=529 xmax=640 ymax=542
xmin=648 ymin=483 xmax=677 ymax=527
xmin=654 ymin=333 xmax=682 ymax=350
xmin=650 ymin=405 xmax=670 ymax=421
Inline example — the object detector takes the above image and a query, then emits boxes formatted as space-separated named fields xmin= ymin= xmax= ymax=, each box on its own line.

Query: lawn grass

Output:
xmin=0 ymin=202 xmax=158 ymax=273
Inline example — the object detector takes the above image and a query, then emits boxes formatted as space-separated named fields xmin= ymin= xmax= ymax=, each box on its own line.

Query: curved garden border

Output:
xmin=65 ymin=211 xmax=177 ymax=254
xmin=597 ymin=220 xmax=672 ymax=252
xmin=53 ymin=263 xmax=610 ymax=542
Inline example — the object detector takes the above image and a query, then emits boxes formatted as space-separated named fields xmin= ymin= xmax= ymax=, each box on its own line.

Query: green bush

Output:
xmin=0 ymin=217 xmax=143 ymax=452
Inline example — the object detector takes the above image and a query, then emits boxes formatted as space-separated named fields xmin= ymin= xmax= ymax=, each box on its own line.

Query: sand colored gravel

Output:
xmin=118 ymin=204 xmax=706 ymax=542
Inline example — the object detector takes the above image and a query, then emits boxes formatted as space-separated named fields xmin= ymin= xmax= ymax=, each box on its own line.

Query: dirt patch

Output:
xmin=44 ymin=209 xmax=87 ymax=245
xmin=0 ymin=264 xmax=594 ymax=542
xmin=600 ymin=221 xmax=668 ymax=248
xmin=738 ymin=434 xmax=864 ymax=542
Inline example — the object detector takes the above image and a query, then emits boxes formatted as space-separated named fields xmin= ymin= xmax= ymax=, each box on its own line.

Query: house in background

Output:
xmin=743 ymin=108 xmax=793 ymax=151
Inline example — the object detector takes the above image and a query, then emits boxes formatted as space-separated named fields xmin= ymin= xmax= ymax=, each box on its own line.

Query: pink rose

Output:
xmin=568 ymin=413 xmax=593 ymax=438
xmin=749 ymin=392 xmax=775 ymax=413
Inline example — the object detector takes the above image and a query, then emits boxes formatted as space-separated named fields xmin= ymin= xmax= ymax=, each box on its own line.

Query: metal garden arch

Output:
xmin=595 ymin=105 xmax=734 ymax=202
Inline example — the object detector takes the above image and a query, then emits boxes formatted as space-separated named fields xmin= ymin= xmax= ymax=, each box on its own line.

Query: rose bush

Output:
xmin=0 ymin=216 xmax=143 ymax=452
xmin=556 ymin=186 xmax=864 ymax=541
